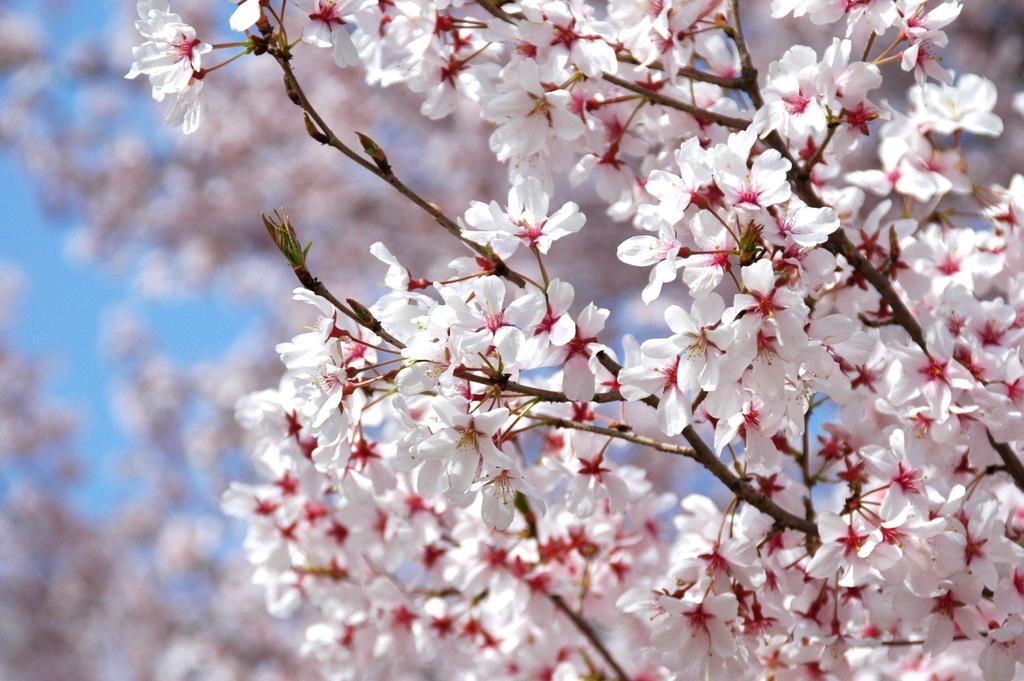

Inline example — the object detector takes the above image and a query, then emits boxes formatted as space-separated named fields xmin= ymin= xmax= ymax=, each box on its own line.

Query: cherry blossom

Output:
xmin=548 ymin=302 xmax=609 ymax=401
xmin=126 ymin=2 xmax=211 ymax=102
xmin=713 ymin=132 xmax=792 ymax=212
xmin=96 ymin=0 xmax=1024 ymax=679
xmin=297 ymin=0 xmax=360 ymax=69
xmin=463 ymin=177 xmax=585 ymax=255
xmin=909 ymin=73 xmax=1003 ymax=137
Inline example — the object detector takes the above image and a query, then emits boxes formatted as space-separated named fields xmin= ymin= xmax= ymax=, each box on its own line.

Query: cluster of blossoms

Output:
xmin=130 ymin=0 xmax=1024 ymax=679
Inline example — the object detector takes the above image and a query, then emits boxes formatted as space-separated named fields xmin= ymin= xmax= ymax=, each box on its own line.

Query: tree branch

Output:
xmin=454 ymin=368 xmax=631 ymax=405
xmin=549 ymin=594 xmax=630 ymax=681
xmin=800 ymin=119 xmax=840 ymax=177
xmin=266 ymin=231 xmax=821 ymax=539
xmin=726 ymin=0 xmax=761 ymax=107
xmin=601 ymin=73 xmax=752 ymax=130
xmin=268 ymin=48 xmax=526 ymax=287
xmin=530 ymin=412 xmax=818 ymax=536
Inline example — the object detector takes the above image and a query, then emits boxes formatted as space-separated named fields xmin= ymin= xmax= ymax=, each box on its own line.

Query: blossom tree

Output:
xmin=83 ymin=0 xmax=1024 ymax=678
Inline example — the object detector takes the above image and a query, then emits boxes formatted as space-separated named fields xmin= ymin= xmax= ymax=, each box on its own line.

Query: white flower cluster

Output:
xmin=130 ymin=0 xmax=1024 ymax=679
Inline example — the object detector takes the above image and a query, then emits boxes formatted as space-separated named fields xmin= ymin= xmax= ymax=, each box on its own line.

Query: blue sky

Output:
xmin=1 ymin=154 xmax=260 ymax=516
xmin=1 ymin=0 xmax=260 ymax=514
xmin=11 ymin=157 xmax=268 ymax=513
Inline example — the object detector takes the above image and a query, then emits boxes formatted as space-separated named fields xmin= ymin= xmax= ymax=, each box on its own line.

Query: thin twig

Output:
xmin=269 ymin=48 xmax=526 ymax=287
xmin=727 ymin=0 xmax=762 ymax=107
xmin=601 ymin=73 xmax=752 ymax=130
xmin=550 ymin=594 xmax=630 ymax=681
xmin=800 ymin=120 xmax=840 ymax=176
xmin=531 ymin=412 xmax=817 ymax=536
xmin=454 ymin=368 xmax=630 ymax=404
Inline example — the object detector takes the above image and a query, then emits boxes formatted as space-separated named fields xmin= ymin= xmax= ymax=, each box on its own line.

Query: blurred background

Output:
xmin=1 ymin=0 xmax=1022 ymax=679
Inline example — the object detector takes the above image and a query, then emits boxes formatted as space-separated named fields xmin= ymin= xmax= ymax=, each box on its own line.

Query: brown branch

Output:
xmin=475 ymin=0 xmax=514 ymax=22
xmin=262 ymin=211 xmax=408 ymax=348
xmin=518 ymin=483 xmax=629 ymax=678
xmin=601 ymin=73 xmax=752 ymax=130
xmin=528 ymin=414 xmax=671 ymax=442
xmin=818 ymin=199 xmax=1023 ymax=490
xmin=259 ymin=227 xmax=650 ymax=411
xmin=800 ymin=119 xmax=840 ymax=176
xmin=269 ymin=48 xmax=526 ymax=287
xmin=295 ymin=267 xmax=407 ymax=349
xmin=987 ymin=432 xmax=1024 ymax=492
xmin=549 ymin=594 xmax=630 ymax=681
xmin=726 ymin=0 xmax=760 ymax=106
xmin=682 ymin=423 xmax=819 ymax=535
xmin=454 ymin=368 xmax=630 ymax=404
xmin=721 ymin=0 xmax=923 ymax=352
xmin=879 ymin=634 xmax=970 ymax=648
xmin=532 ymin=412 xmax=817 ymax=535
xmin=459 ymin=351 xmax=818 ymax=535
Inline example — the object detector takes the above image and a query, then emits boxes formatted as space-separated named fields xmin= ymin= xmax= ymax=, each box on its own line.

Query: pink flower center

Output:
xmin=318 ymin=367 xmax=344 ymax=391
xmin=348 ymin=439 xmax=381 ymax=471
xmin=578 ymin=456 xmax=610 ymax=478
xmin=392 ymin=606 xmax=416 ymax=630
xmin=892 ymin=462 xmax=922 ymax=493
xmin=742 ymin=406 xmax=761 ymax=431
xmin=783 ymin=92 xmax=811 ymax=115
xmin=482 ymin=309 xmax=508 ymax=333
xmin=483 ymin=544 xmax=508 ymax=567
xmin=978 ymin=321 xmax=1006 ymax=346
xmin=699 ymin=546 xmax=729 ymax=574
xmin=550 ymin=20 xmax=582 ymax=49
xmin=754 ymin=292 xmax=779 ymax=317
xmin=879 ymin=525 xmax=906 ymax=545
xmin=736 ymin=186 xmax=762 ymax=207
xmin=839 ymin=523 xmax=867 ymax=555
xmin=931 ymin=591 xmax=963 ymax=619
xmin=683 ymin=604 xmax=712 ymax=632
xmin=919 ymin=357 xmax=948 ymax=383
xmin=710 ymin=250 xmax=731 ymax=269
xmin=845 ymin=103 xmax=876 ymax=134
xmin=172 ymin=35 xmax=202 ymax=64
xmin=964 ymin=534 xmax=988 ymax=565
xmin=311 ymin=1 xmax=345 ymax=27
xmin=913 ymin=41 xmax=940 ymax=67
xmin=565 ymin=334 xmax=596 ymax=360
xmin=936 ymin=256 xmax=960 ymax=275
xmin=439 ymin=57 xmax=465 ymax=86
xmin=516 ymin=219 xmax=547 ymax=245
xmin=660 ymin=357 xmax=680 ymax=389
